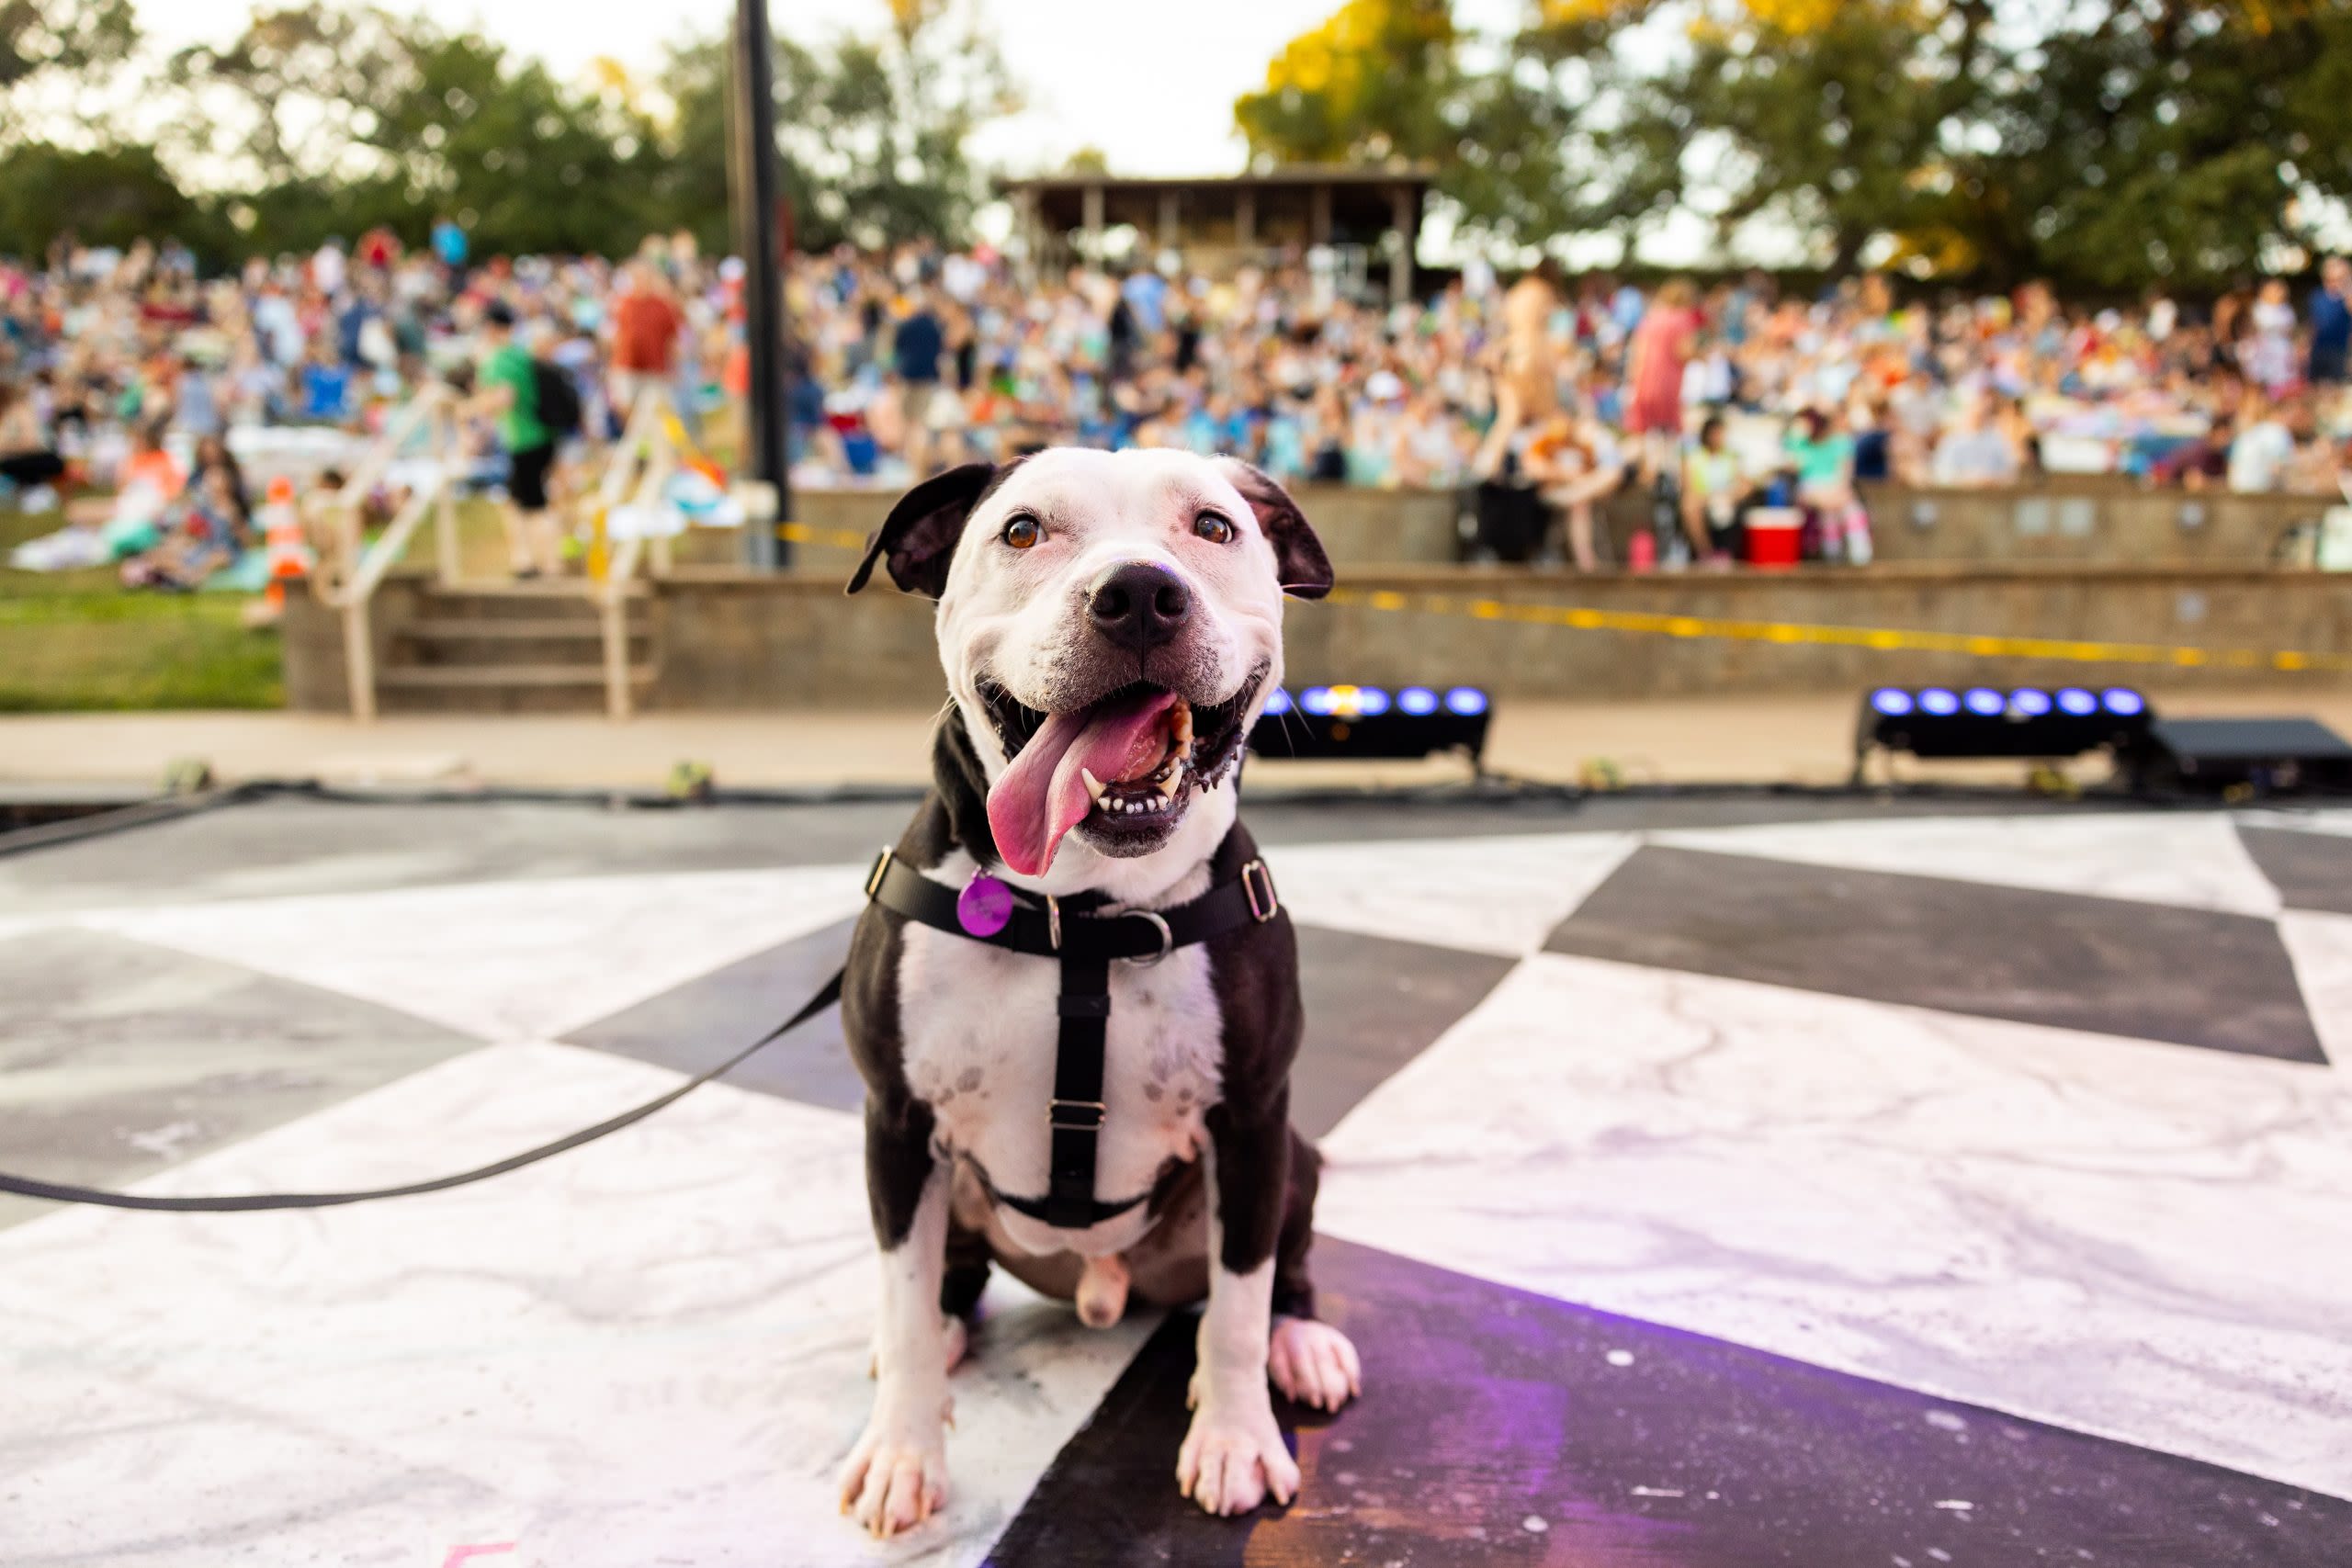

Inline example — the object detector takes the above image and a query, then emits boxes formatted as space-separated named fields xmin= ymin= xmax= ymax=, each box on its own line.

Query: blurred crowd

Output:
xmin=794 ymin=250 xmax=2352 ymax=503
xmin=5 ymin=225 xmax=2352 ymax=586
xmin=0 ymin=226 xmax=742 ymax=583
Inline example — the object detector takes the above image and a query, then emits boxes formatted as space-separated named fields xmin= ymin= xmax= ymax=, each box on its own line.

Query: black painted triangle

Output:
xmin=2236 ymin=825 xmax=2352 ymax=918
xmin=1547 ymin=845 xmax=2326 ymax=1063
xmin=987 ymin=1237 xmax=2348 ymax=1566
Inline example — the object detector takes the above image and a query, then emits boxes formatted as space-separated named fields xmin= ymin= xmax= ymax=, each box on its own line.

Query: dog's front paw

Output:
xmin=1269 ymin=1315 xmax=1362 ymax=1413
xmin=838 ymin=1416 xmax=948 ymax=1539
xmin=1176 ymin=1395 xmax=1299 ymax=1517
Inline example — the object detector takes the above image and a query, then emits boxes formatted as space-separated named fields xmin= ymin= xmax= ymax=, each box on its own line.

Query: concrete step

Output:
xmin=376 ymin=662 xmax=657 ymax=714
xmin=416 ymin=581 xmax=646 ymax=623
xmin=394 ymin=619 xmax=650 ymax=667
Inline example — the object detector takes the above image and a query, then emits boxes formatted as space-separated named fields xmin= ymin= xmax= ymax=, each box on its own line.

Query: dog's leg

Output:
xmin=839 ymin=1103 xmax=953 ymax=1539
xmin=936 ymin=1212 xmax=992 ymax=1369
xmin=1268 ymin=1129 xmax=1360 ymax=1414
xmin=1176 ymin=1098 xmax=1303 ymax=1517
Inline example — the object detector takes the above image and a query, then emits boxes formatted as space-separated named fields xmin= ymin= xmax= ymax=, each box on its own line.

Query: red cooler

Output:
xmin=1746 ymin=506 xmax=1803 ymax=569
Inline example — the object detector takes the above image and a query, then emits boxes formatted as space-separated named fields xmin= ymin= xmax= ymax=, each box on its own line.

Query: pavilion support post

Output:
xmin=1081 ymin=183 xmax=1105 ymax=264
xmin=1390 ymin=184 xmax=1414 ymax=306
xmin=1014 ymin=187 xmax=1041 ymax=285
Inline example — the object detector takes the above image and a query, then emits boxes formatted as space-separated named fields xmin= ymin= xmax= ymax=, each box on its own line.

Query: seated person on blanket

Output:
xmin=120 ymin=438 xmax=253 ymax=590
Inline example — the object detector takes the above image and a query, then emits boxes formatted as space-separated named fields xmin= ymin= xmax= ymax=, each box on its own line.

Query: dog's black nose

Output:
xmin=1087 ymin=561 xmax=1191 ymax=650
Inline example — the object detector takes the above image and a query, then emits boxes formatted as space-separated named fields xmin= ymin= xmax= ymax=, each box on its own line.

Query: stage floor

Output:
xmin=3 ymin=792 xmax=2348 ymax=1566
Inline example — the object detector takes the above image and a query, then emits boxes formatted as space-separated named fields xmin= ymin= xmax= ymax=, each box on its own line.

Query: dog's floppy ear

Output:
xmin=1218 ymin=459 xmax=1334 ymax=600
xmin=846 ymin=462 xmax=996 ymax=598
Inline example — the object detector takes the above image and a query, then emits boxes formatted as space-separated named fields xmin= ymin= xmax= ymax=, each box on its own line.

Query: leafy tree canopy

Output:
xmin=0 ymin=0 xmax=1014 ymax=266
xmin=1240 ymin=0 xmax=2352 ymax=291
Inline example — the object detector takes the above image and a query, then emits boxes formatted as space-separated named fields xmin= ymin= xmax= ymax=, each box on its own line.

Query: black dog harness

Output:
xmin=0 ymin=852 xmax=1275 ymax=1218
xmin=865 ymin=847 xmax=1281 ymax=1230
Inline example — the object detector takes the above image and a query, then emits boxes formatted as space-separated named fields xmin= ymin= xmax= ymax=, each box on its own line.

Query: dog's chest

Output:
xmin=895 ymin=918 xmax=1224 ymax=1205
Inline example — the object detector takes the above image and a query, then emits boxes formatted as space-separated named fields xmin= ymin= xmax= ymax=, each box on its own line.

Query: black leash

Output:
xmin=0 ymin=973 xmax=843 ymax=1213
xmin=0 ymin=849 xmax=1281 ymax=1220
xmin=865 ymin=847 xmax=1281 ymax=1229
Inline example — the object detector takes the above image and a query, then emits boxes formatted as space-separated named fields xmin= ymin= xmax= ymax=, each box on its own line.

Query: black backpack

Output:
xmin=529 ymin=358 xmax=582 ymax=439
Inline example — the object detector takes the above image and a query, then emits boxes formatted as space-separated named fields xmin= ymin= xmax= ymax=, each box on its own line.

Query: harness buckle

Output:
xmin=1122 ymin=909 xmax=1173 ymax=965
xmin=1241 ymin=859 xmax=1280 ymax=922
xmin=1049 ymin=1098 xmax=1105 ymax=1129
xmin=864 ymin=847 xmax=895 ymax=899
xmin=1045 ymin=892 xmax=1062 ymax=952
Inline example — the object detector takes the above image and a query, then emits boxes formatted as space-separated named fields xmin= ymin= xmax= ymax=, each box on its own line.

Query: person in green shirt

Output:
xmin=1781 ymin=408 xmax=1874 ymax=565
xmin=461 ymin=300 xmax=560 ymax=578
xmin=1680 ymin=413 xmax=1749 ymax=566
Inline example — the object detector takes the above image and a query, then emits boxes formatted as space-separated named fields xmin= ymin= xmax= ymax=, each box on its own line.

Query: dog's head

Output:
xmin=850 ymin=447 xmax=1331 ymax=881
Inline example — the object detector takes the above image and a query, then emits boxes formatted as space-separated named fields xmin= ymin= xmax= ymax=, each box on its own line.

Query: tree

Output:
xmin=649 ymin=1 xmax=1018 ymax=253
xmin=1236 ymin=0 xmax=1600 ymax=252
xmin=0 ymin=0 xmax=135 ymax=140
xmin=1583 ymin=1 xmax=1992 ymax=275
xmin=1234 ymin=0 xmax=1458 ymax=164
xmin=1965 ymin=0 xmax=2352 ymax=288
xmin=165 ymin=5 xmax=670 ymax=257
xmin=1453 ymin=0 xmax=2352 ymax=289
xmin=0 ymin=141 xmax=209 ymax=256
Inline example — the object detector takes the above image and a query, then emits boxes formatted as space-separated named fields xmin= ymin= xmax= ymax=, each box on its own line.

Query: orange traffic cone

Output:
xmin=261 ymin=475 xmax=311 ymax=611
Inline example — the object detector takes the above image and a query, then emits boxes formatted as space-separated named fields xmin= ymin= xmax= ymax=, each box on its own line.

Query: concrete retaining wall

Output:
xmin=737 ymin=480 xmax=2333 ymax=575
xmin=640 ymin=562 xmax=2352 ymax=710
xmin=1858 ymin=483 xmax=2331 ymax=567
xmin=278 ymin=575 xmax=424 ymax=714
xmin=286 ymin=552 xmax=2352 ymax=716
xmin=744 ymin=484 xmax=1464 ymax=579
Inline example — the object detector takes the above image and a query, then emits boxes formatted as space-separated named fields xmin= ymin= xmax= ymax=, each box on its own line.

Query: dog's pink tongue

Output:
xmin=987 ymin=689 xmax=1179 ymax=876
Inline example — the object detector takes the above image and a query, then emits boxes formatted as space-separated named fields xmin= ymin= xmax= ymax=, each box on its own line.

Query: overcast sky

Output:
xmin=141 ymin=0 xmax=1525 ymax=177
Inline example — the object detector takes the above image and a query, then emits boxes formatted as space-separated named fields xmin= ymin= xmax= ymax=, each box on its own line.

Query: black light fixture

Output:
xmin=1250 ymin=684 xmax=1491 ymax=762
xmin=1857 ymin=683 xmax=2154 ymax=766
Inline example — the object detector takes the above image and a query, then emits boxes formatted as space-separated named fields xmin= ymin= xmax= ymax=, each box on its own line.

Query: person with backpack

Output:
xmin=463 ymin=299 xmax=576 ymax=578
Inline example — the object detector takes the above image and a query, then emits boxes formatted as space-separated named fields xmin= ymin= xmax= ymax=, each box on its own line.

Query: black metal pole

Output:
xmin=730 ymin=0 xmax=788 ymax=570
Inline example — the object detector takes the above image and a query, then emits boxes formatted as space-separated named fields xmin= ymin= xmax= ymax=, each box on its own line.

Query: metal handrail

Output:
xmin=323 ymin=388 xmax=460 ymax=722
xmin=592 ymin=386 xmax=683 ymax=720
xmin=324 ymin=382 xmax=695 ymax=722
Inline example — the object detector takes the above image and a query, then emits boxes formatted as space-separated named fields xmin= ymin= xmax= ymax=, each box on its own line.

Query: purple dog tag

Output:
xmin=956 ymin=873 xmax=1014 ymax=938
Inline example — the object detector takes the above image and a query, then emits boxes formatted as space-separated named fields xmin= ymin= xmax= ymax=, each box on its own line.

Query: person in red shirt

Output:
xmin=607 ymin=262 xmax=684 ymax=423
xmin=356 ymin=227 xmax=401 ymax=270
xmin=1623 ymin=277 xmax=1702 ymax=481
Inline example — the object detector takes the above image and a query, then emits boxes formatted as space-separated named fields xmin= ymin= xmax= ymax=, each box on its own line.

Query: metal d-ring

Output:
xmin=1123 ymin=909 xmax=1173 ymax=965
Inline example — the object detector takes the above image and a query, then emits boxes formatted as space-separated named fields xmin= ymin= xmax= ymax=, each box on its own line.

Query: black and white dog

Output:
xmin=835 ymin=448 xmax=1362 ymax=1538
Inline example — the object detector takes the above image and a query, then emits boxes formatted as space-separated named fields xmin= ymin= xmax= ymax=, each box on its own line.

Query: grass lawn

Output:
xmin=0 ymin=507 xmax=288 ymax=712
xmin=0 ymin=464 xmax=742 ymax=711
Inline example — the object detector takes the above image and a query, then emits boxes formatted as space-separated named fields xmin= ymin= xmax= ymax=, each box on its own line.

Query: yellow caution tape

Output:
xmin=793 ymin=533 xmax=2344 ymax=673
xmin=1320 ymin=585 xmax=2352 ymax=674
xmin=777 ymin=521 xmax=872 ymax=550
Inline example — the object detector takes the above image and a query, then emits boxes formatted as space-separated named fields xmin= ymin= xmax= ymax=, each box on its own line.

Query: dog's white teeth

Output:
xmin=1081 ymin=768 xmax=1106 ymax=804
xmin=1174 ymin=706 xmax=1193 ymax=746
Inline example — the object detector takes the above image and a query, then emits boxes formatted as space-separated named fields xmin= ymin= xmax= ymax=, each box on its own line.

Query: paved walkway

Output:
xmin=6 ymin=686 xmax=2349 ymax=794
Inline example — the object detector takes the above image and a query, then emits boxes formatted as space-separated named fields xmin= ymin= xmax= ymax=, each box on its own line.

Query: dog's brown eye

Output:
xmin=1003 ymin=515 xmax=1042 ymax=550
xmin=1193 ymin=512 xmax=1235 ymax=545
